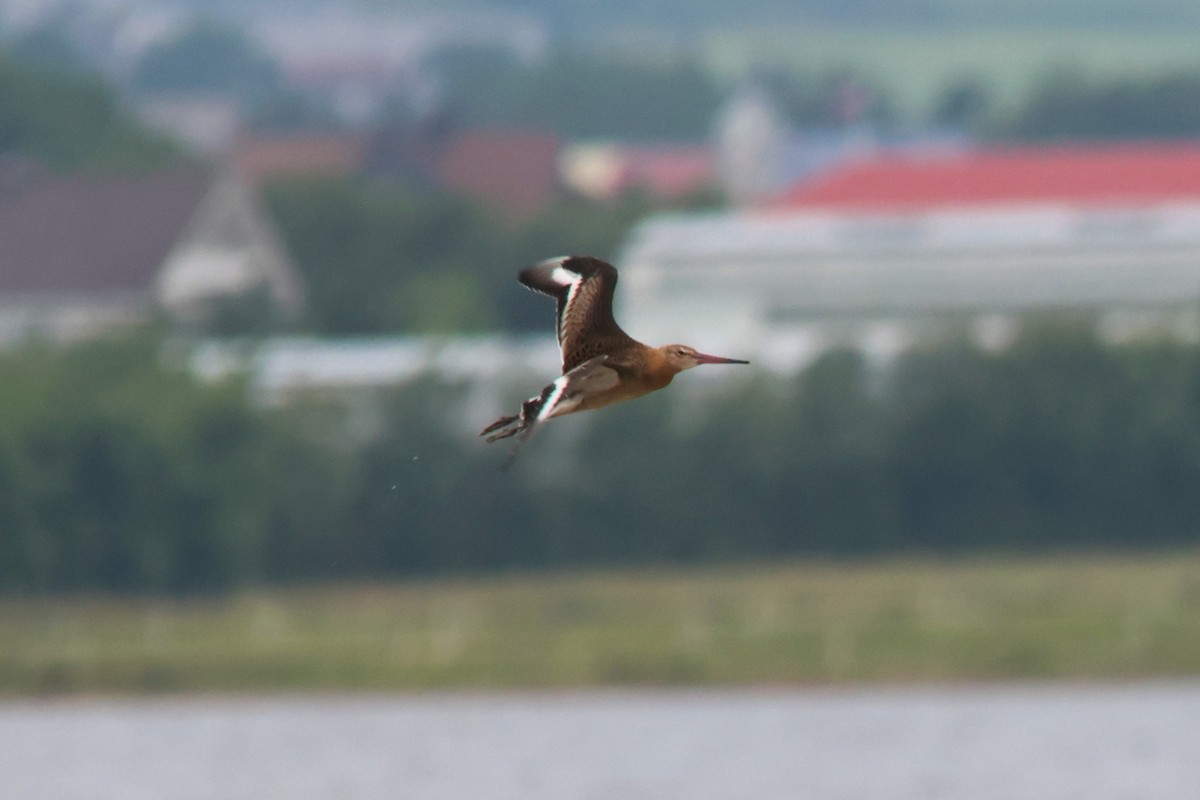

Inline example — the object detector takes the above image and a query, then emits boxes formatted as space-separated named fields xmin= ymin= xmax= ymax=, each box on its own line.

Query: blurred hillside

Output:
xmin=140 ymin=0 xmax=1200 ymax=33
xmin=6 ymin=0 xmax=1200 ymax=132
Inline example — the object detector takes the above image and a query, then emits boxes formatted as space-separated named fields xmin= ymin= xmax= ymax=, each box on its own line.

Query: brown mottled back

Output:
xmin=519 ymin=256 xmax=641 ymax=373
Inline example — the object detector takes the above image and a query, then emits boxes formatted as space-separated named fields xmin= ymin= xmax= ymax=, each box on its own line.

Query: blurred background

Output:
xmin=3 ymin=0 xmax=1200 ymax=797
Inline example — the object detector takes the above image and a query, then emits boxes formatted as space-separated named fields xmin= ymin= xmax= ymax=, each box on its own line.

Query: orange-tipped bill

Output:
xmin=695 ymin=352 xmax=750 ymax=365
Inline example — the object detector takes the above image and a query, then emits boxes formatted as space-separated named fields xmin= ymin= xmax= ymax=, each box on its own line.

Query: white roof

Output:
xmin=190 ymin=335 xmax=559 ymax=401
xmin=619 ymin=203 xmax=1200 ymax=322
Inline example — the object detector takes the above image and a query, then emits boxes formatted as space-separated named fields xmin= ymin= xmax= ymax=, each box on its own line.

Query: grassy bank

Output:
xmin=3 ymin=552 xmax=1200 ymax=694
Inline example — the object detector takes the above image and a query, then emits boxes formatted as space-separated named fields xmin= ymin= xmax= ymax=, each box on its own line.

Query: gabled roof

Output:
xmin=0 ymin=165 xmax=213 ymax=297
xmin=774 ymin=142 xmax=1200 ymax=211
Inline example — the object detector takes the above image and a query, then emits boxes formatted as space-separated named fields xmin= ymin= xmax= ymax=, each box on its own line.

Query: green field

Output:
xmin=3 ymin=552 xmax=1200 ymax=694
xmin=703 ymin=26 xmax=1200 ymax=117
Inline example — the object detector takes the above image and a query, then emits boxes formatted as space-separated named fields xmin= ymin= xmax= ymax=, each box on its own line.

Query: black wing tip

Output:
xmin=519 ymin=255 xmax=612 ymax=279
xmin=562 ymin=255 xmax=615 ymax=274
xmin=518 ymin=257 xmax=562 ymax=292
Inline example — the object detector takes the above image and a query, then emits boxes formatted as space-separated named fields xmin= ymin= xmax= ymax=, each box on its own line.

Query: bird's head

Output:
xmin=660 ymin=344 xmax=750 ymax=373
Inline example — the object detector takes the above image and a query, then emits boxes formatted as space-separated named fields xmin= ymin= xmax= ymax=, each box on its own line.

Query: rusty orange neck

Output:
xmin=642 ymin=346 xmax=682 ymax=388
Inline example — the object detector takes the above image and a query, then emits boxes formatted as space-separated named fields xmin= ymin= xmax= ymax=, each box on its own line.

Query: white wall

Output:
xmin=156 ymin=169 xmax=303 ymax=319
xmin=617 ymin=202 xmax=1200 ymax=363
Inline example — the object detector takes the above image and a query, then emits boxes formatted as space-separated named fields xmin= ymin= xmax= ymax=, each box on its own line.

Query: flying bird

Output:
xmin=481 ymin=255 xmax=749 ymax=461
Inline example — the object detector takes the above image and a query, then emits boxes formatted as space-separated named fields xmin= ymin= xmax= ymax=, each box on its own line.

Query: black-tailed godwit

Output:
xmin=481 ymin=256 xmax=749 ymax=460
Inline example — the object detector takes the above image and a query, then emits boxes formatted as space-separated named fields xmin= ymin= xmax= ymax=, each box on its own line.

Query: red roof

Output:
xmin=234 ymin=133 xmax=369 ymax=184
xmin=616 ymin=145 xmax=712 ymax=198
xmin=774 ymin=143 xmax=1200 ymax=211
xmin=438 ymin=130 xmax=560 ymax=217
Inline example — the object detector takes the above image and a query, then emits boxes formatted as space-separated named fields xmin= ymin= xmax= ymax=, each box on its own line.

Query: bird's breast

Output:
xmin=576 ymin=371 xmax=672 ymax=413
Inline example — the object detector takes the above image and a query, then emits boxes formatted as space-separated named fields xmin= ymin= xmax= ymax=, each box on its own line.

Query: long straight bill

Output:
xmin=694 ymin=352 xmax=750 ymax=365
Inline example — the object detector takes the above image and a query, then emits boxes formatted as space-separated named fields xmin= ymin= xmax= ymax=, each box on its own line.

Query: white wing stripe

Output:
xmin=548 ymin=264 xmax=583 ymax=359
xmin=548 ymin=264 xmax=579 ymax=286
xmin=536 ymin=374 xmax=571 ymax=423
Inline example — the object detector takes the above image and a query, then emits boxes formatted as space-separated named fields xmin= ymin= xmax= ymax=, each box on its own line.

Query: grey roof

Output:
xmin=0 ymin=164 xmax=213 ymax=298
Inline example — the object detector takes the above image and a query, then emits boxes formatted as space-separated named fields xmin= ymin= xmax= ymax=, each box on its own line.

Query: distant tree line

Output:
xmin=488 ymin=0 xmax=1200 ymax=36
xmin=996 ymin=69 xmax=1200 ymax=141
xmin=3 ymin=323 xmax=1199 ymax=594
xmin=430 ymin=47 xmax=724 ymax=142
xmin=10 ymin=24 xmax=1200 ymax=160
xmin=260 ymin=177 xmax=660 ymax=335
xmin=0 ymin=55 xmax=180 ymax=170
xmin=430 ymin=48 xmax=1200 ymax=143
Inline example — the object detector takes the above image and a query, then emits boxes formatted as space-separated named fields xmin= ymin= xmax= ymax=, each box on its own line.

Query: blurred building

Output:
xmin=560 ymin=142 xmax=714 ymax=202
xmin=619 ymin=143 xmax=1200 ymax=369
xmin=136 ymin=95 xmax=243 ymax=155
xmin=255 ymin=8 xmax=549 ymax=126
xmin=190 ymin=335 xmax=548 ymax=398
xmin=234 ymin=130 xmax=372 ymax=184
xmin=234 ymin=125 xmax=562 ymax=218
xmin=0 ymin=163 xmax=302 ymax=342
xmin=713 ymin=85 xmax=791 ymax=205
xmin=712 ymin=84 xmax=972 ymax=206
xmin=438 ymin=129 xmax=561 ymax=218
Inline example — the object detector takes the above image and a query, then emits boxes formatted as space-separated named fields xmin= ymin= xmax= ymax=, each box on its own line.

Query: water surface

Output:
xmin=2 ymin=683 xmax=1197 ymax=800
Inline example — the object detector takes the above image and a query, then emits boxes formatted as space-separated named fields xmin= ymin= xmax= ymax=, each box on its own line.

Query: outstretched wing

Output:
xmin=484 ymin=355 xmax=622 ymax=469
xmin=530 ymin=355 xmax=621 ymax=425
xmin=519 ymin=256 xmax=635 ymax=372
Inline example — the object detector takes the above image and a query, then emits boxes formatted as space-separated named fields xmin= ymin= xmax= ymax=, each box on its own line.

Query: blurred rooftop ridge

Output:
xmin=619 ymin=140 xmax=1200 ymax=355
xmin=774 ymin=141 xmax=1200 ymax=211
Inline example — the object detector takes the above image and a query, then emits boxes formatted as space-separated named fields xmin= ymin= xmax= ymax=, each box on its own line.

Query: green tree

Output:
xmin=262 ymin=177 xmax=502 ymax=334
xmin=433 ymin=48 xmax=722 ymax=141
xmin=7 ymin=322 xmax=1200 ymax=594
xmin=262 ymin=177 xmax=655 ymax=335
xmin=933 ymin=77 xmax=994 ymax=130
xmin=130 ymin=20 xmax=281 ymax=102
xmin=0 ymin=55 xmax=180 ymax=169
xmin=0 ymin=333 xmax=342 ymax=593
xmin=7 ymin=16 xmax=86 ymax=72
xmin=1000 ymin=69 xmax=1200 ymax=140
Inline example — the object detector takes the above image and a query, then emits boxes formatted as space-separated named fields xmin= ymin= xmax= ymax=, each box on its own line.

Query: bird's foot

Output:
xmin=480 ymin=414 xmax=519 ymax=438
